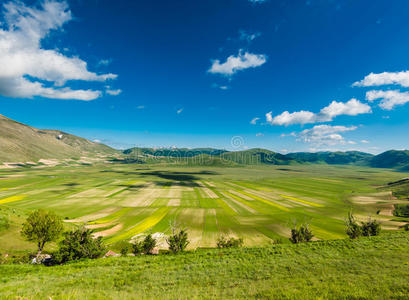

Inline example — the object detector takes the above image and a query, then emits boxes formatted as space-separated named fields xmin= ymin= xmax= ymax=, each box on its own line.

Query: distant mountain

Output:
xmin=287 ymin=151 xmax=374 ymax=165
xmin=123 ymin=147 xmax=227 ymax=157
xmin=0 ymin=114 xmax=117 ymax=163
xmin=219 ymin=148 xmax=295 ymax=165
xmin=368 ymin=150 xmax=409 ymax=170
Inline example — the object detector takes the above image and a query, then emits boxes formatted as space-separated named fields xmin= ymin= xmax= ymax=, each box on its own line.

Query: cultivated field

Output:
xmin=0 ymin=163 xmax=408 ymax=253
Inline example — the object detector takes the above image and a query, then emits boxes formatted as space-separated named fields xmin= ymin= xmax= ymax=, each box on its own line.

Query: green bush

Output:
xmin=393 ymin=204 xmax=409 ymax=217
xmin=403 ymin=223 xmax=409 ymax=231
xmin=167 ymin=229 xmax=189 ymax=253
xmin=361 ymin=219 xmax=381 ymax=236
xmin=54 ymin=227 xmax=105 ymax=264
xmin=132 ymin=241 xmax=144 ymax=255
xmin=0 ymin=215 xmax=9 ymax=231
xmin=216 ymin=236 xmax=243 ymax=248
xmin=132 ymin=234 xmax=157 ymax=255
xmin=345 ymin=212 xmax=362 ymax=239
xmin=289 ymin=224 xmax=313 ymax=244
xmin=120 ymin=244 xmax=130 ymax=256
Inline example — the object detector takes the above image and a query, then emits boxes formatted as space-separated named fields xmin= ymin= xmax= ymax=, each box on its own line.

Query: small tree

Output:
xmin=120 ymin=244 xmax=130 ymax=256
xmin=167 ymin=221 xmax=189 ymax=253
xmin=289 ymin=223 xmax=313 ymax=244
xmin=54 ymin=226 xmax=105 ymax=264
xmin=345 ymin=211 xmax=362 ymax=239
xmin=21 ymin=210 xmax=63 ymax=256
xmin=361 ymin=219 xmax=381 ymax=236
xmin=167 ymin=229 xmax=189 ymax=253
xmin=142 ymin=234 xmax=156 ymax=254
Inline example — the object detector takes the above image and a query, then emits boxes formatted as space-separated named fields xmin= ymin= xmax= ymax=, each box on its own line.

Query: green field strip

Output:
xmin=309 ymin=224 xmax=345 ymax=240
xmin=221 ymin=191 xmax=256 ymax=215
xmin=230 ymin=181 xmax=271 ymax=191
xmin=238 ymin=190 xmax=290 ymax=212
xmin=106 ymin=187 xmax=129 ymax=198
xmin=149 ymin=208 xmax=181 ymax=234
xmin=279 ymin=194 xmax=324 ymax=207
xmin=201 ymin=209 xmax=219 ymax=247
xmin=180 ymin=191 xmax=200 ymax=207
xmin=216 ymin=198 xmax=238 ymax=215
xmin=106 ymin=207 xmax=170 ymax=243
xmin=254 ymin=225 xmax=287 ymax=241
xmin=89 ymin=207 xmax=133 ymax=224
xmin=150 ymin=198 xmax=170 ymax=207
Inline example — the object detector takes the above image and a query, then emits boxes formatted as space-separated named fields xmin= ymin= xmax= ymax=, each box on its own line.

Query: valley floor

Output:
xmin=1 ymin=232 xmax=408 ymax=299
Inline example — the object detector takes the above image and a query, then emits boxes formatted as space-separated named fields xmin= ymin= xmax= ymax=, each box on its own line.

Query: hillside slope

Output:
xmin=0 ymin=114 xmax=116 ymax=162
xmin=1 ymin=232 xmax=408 ymax=299
xmin=369 ymin=150 xmax=409 ymax=170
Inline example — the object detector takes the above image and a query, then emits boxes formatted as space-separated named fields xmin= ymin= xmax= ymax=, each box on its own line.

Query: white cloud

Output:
xmin=256 ymin=132 xmax=264 ymax=137
xmin=136 ymin=105 xmax=145 ymax=109
xmin=249 ymin=0 xmax=267 ymax=3
xmin=366 ymin=90 xmax=409 ymax=110
xmin=239 ymin=30 xmax=261 ymax=43
xmin=296 ymin=125 xmax=357 ymax=147
xmin=106 ymin=89 xmax=122 ymax=96
xmin=353 ymin=71 xmax=409 ymax=87
xmin=98 ymin=59 xmax=112 ymax=66
xmin=176 ymin=108 xmax=183 ymax=114
xmin=0 ymin=0 xmax=117 ymax=100
xmin=250 ymin=117 xmax=260 ymax=125
xmin=267 ymin=98 xmax=371 ymax=126
xmin=208 ymin=50 xmax=267 ymax=76
xmin=361 ymin=140 xmax=370 ymax=144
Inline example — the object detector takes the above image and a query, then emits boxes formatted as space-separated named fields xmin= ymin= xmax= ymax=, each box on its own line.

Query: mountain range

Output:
xmin=1 ymin=114 xmax=409 ymax=170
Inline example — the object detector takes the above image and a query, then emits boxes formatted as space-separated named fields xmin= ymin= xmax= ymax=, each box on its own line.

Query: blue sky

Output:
xmin=1 ymin=0 xmax=409 ymax=153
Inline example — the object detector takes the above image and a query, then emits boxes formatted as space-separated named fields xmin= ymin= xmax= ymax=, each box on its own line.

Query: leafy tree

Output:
xmin=21 ymin=210 xmax=63 ymax=255
xmin=142 ymin=234 xmax=157 ymax=254
xmin=132 ymin=241 xmax=144 ymax=255
xmin=54 ymin=226 xmax=105 ymax=264
xmin=167 ymin=229 xmax=189 ymax=253
xmin=345 ymin=211 xmax=362 ymax=239
xmin=361 ymin=219 xmax=381 ymax=236
xmin=289 ymin=224 xmax=313 ymax=244
xmin=120 ymin=244 xmax=130 ymax=256
xmin=216 ymin=236 xmax=244 ymax=248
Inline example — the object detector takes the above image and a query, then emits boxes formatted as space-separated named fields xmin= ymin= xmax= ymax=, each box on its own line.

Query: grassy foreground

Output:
xmin=1 ymin=232 xmax=408 ymax=299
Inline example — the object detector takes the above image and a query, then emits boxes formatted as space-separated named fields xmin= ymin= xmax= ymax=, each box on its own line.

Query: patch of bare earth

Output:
xmin=93 ymin=223 xmax=123 ymax=238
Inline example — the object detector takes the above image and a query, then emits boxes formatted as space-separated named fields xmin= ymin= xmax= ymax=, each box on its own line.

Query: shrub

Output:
xmin=167 ymin=229 xmax=189 ymax=253
xmin=21 ymin=210 xmax=63 ymax=255
xmin=54 ymin=227 xmax=105 ymax=264
xmin=142 ymin=234 xmax=157 ymax=254
xmin=393 ymin=204 xmax=409 ymax=217
xmin=132 ymin=241 xmax=144 ymax=255
xmin=289 ymin=224 xmax=313 ymax=244
xmin=0 ymin=215 xmax=9 ymax=231
xmin=403 ymin=223 xmax=409 ymax=231
xmin=216 ymin=236 xmax=243 ymax=248
xmin=361 ymin=219 xmax=381 ymax=236
xmin=345 ymin=212 xmax=362 ymax=239
xmin=120 ymin=244 xmax=130 ymax=256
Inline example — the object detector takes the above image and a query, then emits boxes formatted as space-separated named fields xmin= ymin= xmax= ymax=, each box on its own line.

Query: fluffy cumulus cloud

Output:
xmin=208 ymin=50 xmax=267 ymax=76
xmin=296 ymin=125 xmax=357 ymax=147
xmin=106 ymin=89 xmax=122 ymax=96
xmin=0 ymin=0 xmax=118 ymax=100
xmin=353 ymin=71 xmax=409 ymax=87
xmin=266 ymin=98 xmax=371 ymax=126
xmin=366 ymin=90 xmax=409 ymax=110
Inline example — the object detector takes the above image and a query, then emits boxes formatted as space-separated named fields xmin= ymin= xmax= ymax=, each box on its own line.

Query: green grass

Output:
xmin=0 ymin=232 xmax=408 ymax=299
xmin=0 ymin=163 xmax=408 ymax=254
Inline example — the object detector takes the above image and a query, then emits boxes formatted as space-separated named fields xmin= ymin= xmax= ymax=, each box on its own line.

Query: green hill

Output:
xmin=1 ymin=232 xmax=408 ymax=299
xmin=287 ymin=151 xmax=373 ymax=165
xmin=0 ymin=114 xmax=117 ymax=163
xmin=219 ymin=148 xmax=295 ymax=165
xmin=369 ymin=150 xmax=409 ymax=170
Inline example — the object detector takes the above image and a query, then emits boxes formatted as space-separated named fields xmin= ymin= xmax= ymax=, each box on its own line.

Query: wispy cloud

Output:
xmin=266 ymin=98 xmax=371 ymax=126
xmin=250 ymin=117 xmax=260 ymax=125
xmin=0 ymin=0 xmax=117 ymax=101
xmin=366 ymin=90 xmax=409 ymax=110
xmin=208 ymin=50 xmax=267 ymax=76
xmin=136 ymin=105 xmax=145 ymax=109
xmin=98 ymin=59 xmax=112 ymax=66
xmin=176 ymin=108 xmax=184 ymax=114
xmin=106 ymin=89 xmax=122 ymax=96
xmin=239 ymin=30 xmax=261 ymax=43
xmin=256 ymin=132 xmax=264 ymax=137
xmin=248 ymin=0 xmax=267 ymax=3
